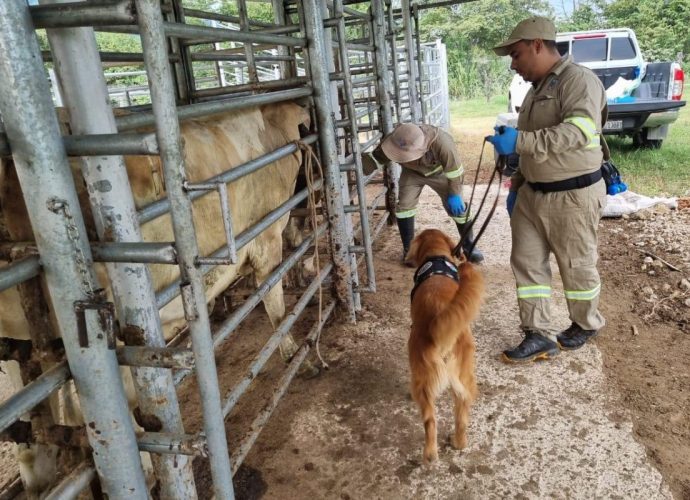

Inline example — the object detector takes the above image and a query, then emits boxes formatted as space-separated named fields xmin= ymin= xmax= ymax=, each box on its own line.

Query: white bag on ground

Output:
xmin=603 ymin=190 xmax=677 ymax=217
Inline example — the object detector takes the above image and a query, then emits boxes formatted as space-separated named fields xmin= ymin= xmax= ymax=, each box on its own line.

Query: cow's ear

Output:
xmin=297 ymin=105 xmax=311 ymax=129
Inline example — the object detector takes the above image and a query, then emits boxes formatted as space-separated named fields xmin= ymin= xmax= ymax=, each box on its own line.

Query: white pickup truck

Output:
xmin=507 ymin=28 xmax=686 ymax=149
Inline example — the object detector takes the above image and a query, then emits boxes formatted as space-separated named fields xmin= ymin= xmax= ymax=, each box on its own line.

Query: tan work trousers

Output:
xmin=510 ymin=178 xmax=607 ymax=341
xmin=396 ymin=168 xmax=469 ymax=223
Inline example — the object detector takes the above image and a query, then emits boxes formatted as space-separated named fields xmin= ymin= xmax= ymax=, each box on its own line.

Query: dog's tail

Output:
xmin=431 ymin=261 xmax=485 ymax=336
xmin=409 ymin=343 xmax=446 ymax=414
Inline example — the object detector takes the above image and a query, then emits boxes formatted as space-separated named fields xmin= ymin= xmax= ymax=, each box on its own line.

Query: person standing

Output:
xmin=366 ymin=123 xmax=484 ymax=265
xmin=488 ymin=16 xmax=608 ymax=362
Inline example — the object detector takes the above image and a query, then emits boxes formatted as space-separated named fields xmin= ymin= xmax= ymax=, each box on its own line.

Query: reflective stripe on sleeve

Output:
xmin=517 ymin=285 xmax=552 ymax=299
xmin=564 ymin=284 xmax=601 ymax=301
xmin=445 ymin=166 xmax=464 ymax=179
xmin=424 ymin=165 xmax=443 ymax=177
xmin=565 ymin=116 xmax=601 ymax=150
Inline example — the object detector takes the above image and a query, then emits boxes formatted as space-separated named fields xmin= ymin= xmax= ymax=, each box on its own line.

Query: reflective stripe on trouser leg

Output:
xmin=549 ymin=180 xmax=607 ymax=331
xmin=396 ymin=168 xmax=425 ymax=217
xmin=510 ymin=185 xmax=554 ymax=340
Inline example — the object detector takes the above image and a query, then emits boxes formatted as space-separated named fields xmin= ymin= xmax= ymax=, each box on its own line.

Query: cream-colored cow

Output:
xmin=0 ymin=102 xmax=312 ymax=496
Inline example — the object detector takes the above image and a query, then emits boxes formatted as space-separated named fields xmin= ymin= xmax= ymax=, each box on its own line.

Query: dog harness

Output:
xmin=410 ymin=256 xmax=459 ymax=300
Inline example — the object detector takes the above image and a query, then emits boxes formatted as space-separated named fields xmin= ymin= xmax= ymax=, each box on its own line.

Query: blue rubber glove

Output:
xmin=447 ymin=194 xmax=466 ymax=216
xmin=506 ymin=191 xmax=517 ymax=217
xmin=487 ymin=126 xmax=518 ymax=156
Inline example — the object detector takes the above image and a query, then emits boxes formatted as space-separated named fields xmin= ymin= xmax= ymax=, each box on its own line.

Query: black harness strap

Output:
xmin=410 ymin=256 xmax=459 ymax=301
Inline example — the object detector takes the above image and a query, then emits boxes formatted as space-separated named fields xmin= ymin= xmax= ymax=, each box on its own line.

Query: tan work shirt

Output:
xmin=374 ymin=125 xmax=464 ymax=195
xmin=515 ymin=56 xmax=607 ymax=185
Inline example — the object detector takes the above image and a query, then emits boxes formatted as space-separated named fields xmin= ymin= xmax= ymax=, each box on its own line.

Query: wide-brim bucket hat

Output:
xmin=381 ymin=123 xmax=426 ymax=163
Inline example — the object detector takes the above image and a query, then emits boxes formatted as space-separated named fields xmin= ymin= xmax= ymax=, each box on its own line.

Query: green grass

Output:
xmin=606 ymin=106 xmax=690 ymax=197
xmin=450 ymin=96 xmax=509 ymax=119
xmin=450 ymin=98 xmax=690 ymax=197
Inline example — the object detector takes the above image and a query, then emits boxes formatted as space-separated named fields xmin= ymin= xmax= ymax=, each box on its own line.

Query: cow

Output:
xmin=0 ymin=101 xmax=313 ymax=496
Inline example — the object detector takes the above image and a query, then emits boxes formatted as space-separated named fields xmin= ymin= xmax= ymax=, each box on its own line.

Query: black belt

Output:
xmin=528 ymin=169 xmax=602 ymax=193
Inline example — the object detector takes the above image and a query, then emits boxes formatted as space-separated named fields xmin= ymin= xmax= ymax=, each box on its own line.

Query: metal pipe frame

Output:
xmin=41 ymin=6 xmax=196 ymax=494
xmin=386 ymin=2 xmax=402 ymax=122
xmin=230 ymin=299 xmax=336 ymax=473
xmin=173 ymin=222 xmax=327 ymax=386
xmin=401 ymin=0 xmax=419 ymax=121
xmin=44 ymin=461 xmax=96 ymax=500
xmin=333 ymin=1 xmax=376 ymax=294
xmin=0 ymin=256 xmax=41 ymax=293
xmin=302 ymin=0 xmax=356 ymax=321
xmin=413 ymin=5 xmax=427 ymax=123
xmin=134 ymin=1 xmax=234 ymax=497
xmin=139 ymin=133 xmax=317 ymax=224
xmin=156 ymin=181 xmax=322 ymax=310
xmin=0 ymin=362 xmax=70 ymax=434
xmin=222 ymin=261 xmax=333 ymax=416
xmin=191 ymin=76 xmax=309 ymax=99
xmin=1 ymin=132 xmax=159 ymax=157
xmin=116 ymin=345 xmax=195 ymax=369
xmin=163 ymin=21 xmax=304 ymax=47
xmin=29 ymin=0 xmax=136 ymax=29
xmin=0 ymin=2 xmax=149 ymax=496
xmin=137 ymin=432 xmax=208 ymax=456
xmin=115 ymin=86 xmax=312 ymax=130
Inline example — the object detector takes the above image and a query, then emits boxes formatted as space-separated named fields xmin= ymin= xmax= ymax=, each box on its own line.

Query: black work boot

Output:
xmin=396 ymin=216 xmax=415 ymax=267
xmin=557 ymin=323 xmax=599 ymax=350
xmin=502 ymin=330 xmax=560 ymax=364
xmin=455 ymin=222 xmax=484 ymax=263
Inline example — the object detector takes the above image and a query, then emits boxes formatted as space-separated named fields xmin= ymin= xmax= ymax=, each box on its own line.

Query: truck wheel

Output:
xmin=632 ymin=130 xmax=663 ymax=150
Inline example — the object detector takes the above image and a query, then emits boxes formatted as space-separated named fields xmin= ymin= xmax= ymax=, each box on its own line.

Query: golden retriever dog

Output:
xmin=405 ymin=229 xmax=485 ymax=464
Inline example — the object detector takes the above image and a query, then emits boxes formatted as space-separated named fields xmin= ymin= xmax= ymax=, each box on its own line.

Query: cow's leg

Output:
xmin=252 ymin=232 xmax=319 ymax=377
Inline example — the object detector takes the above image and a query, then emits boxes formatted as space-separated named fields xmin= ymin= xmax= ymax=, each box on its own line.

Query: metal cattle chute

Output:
xmin=0 ymin=0 xmax=453 ymax=498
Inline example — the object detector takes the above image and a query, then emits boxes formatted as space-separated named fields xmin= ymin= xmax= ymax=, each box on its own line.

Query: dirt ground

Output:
xmin=210 ymin=186 xmax=685 ymax=499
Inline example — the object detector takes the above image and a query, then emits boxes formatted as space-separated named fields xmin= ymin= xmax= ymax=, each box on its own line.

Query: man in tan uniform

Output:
xmin=367 ymin=123 xmax=484 ymax=264
xmin=488 ymin=17 xmax=607 ymax=363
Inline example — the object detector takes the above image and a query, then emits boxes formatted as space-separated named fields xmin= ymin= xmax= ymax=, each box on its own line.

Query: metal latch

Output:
xmin=74 ymin=291 xmax=117 ymax=349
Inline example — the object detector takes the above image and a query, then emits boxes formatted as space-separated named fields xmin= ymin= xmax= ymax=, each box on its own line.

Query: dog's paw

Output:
xmin=422 ymin=447 xmax=438 ymax=465
xmin=450 ymin=434 xmax=467 ymax=450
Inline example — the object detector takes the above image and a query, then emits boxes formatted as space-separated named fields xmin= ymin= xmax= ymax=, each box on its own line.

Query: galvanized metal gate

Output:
xmin=0 ymin=1 xmax=451 ymax=498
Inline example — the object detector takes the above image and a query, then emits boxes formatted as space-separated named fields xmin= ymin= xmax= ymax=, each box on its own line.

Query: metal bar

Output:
xmin=163 ymin=21 xmax=304 ymax=47
xmin=414 ymin=5 xmax=426 ymax=123
xmin=134 ymin=2 xmax=234 ymax=497
xmin=30 ymin=0 xmax=136 ymax=29
xmin=0 ymin=256 xmax=40 ymax=293
xmin=303 ymin=0 xmax=355 ymax=321
xmin=334 ymin=6 xmax=376 ymax=294
xmin=0 ymin=362 xmax=70 ymax=434
xmin=0 ymin=2 xmax=148 ymax=496
xmin=401 ymin=0 xmax=419 ymax=121
xmin=416 ymin=0 xmax=478 ymax=10
xmin=237 ymin=0 xmax=258 ymax=84
xmin=230 ymin=299 xmax=336 ymax=473
xmin=137 ymin=432 xmax=208 ymax=456
xmin=44 ymin=461 xmax=96 ymax=500
xmin=183 ymin=7 xmax=274 ymax=28
xmin=90 ymin=242 xmax=177 ymax=264
xmin=386 ymin=3 xmax=402 ymax=122
xmin=191 ymin=76 xmax=309 ymax=99
xmin=115 ymin=86 xmax=312 ymax=131
xmin=222 ymin=262 xmax=333 ymax=417
xmin=139 ymin=134 xmax=317 ymax=225
xmin=41 ymin=6 xmax=196 ymax=495
xmin=360 ymin=131 xmax=383 ymax=152
xmin=116 ymin=346 xmax=194 ymax=369
xmin=192 ymin=52 xmax=293 ymax=63
xmin=1 ymin=132 xmax=159 ymax=157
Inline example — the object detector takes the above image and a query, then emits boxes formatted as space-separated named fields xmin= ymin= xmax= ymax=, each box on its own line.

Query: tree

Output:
xmin=604 ymin=0 xmax=690 ymax=64
xmin=419 ymin=0 xmax=553 ymax=99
